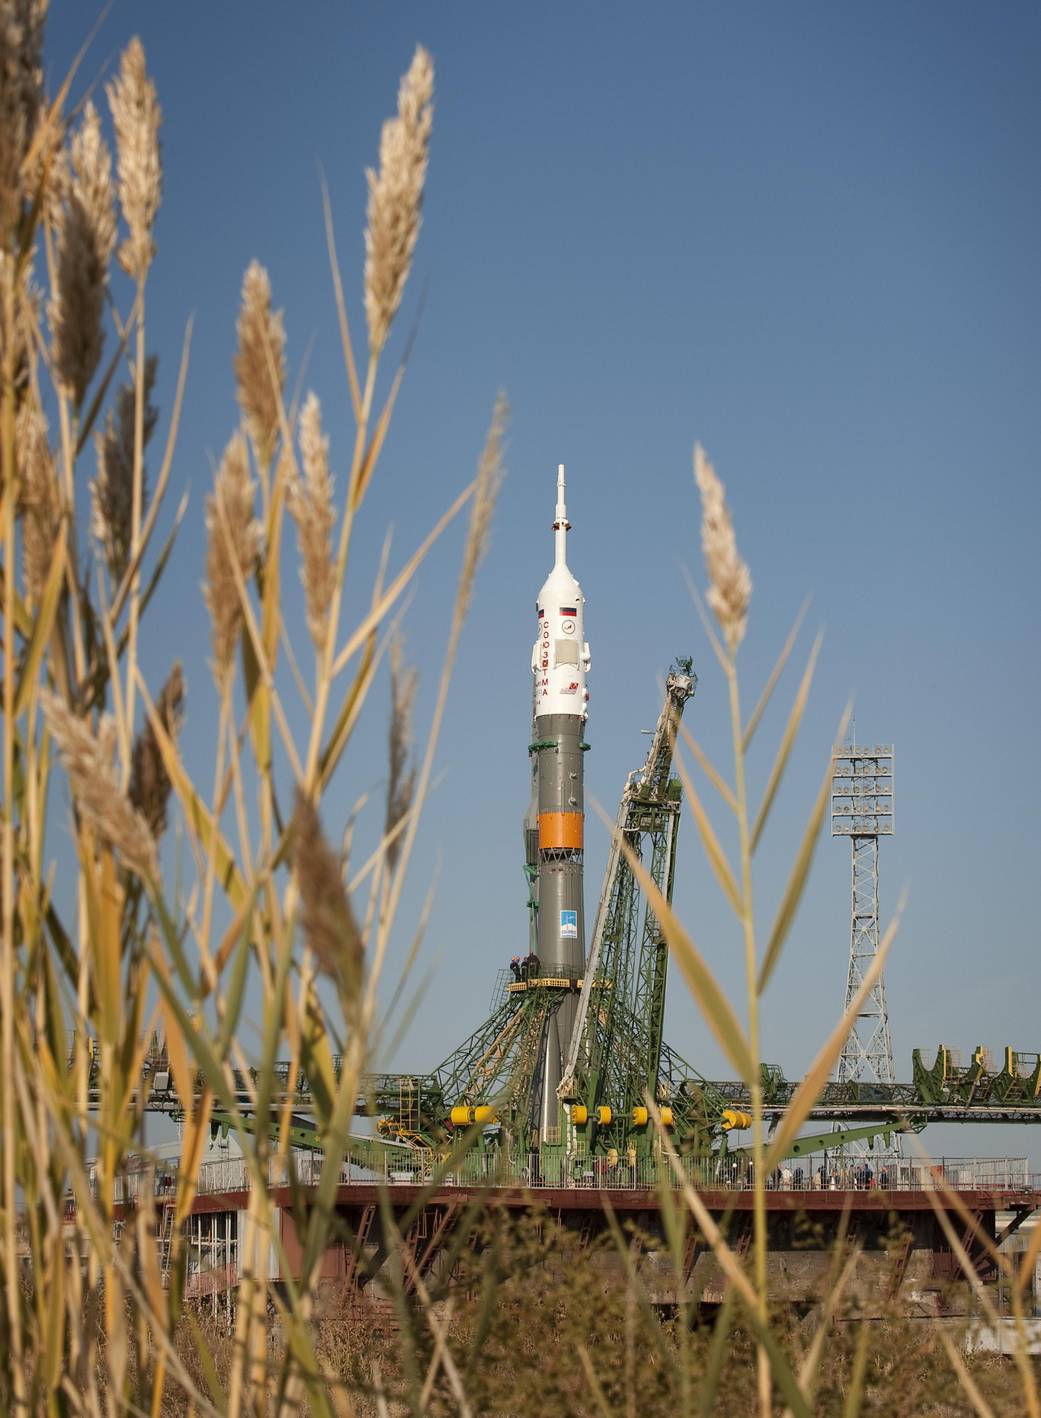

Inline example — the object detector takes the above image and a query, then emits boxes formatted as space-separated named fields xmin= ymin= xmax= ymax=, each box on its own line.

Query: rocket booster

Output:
xmin=527 ymin=464 xmax=590 ymax=1138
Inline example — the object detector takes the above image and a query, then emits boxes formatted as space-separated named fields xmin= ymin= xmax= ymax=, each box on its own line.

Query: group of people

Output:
xmin=509 ymin=953 xmax=540 ymax=982
xmin=810 ymin=1162 xmax=890 ymax=1191
xmin=716 ymin=1161 xmax=892 ymax=1191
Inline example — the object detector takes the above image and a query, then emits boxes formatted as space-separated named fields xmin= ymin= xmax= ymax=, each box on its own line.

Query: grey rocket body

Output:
xmin=534 ymin=714 xmax=586 ymax=977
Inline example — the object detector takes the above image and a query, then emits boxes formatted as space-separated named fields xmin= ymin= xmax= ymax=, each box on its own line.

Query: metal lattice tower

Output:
xmin=832 ymin=745 xmax=898 ymax=1100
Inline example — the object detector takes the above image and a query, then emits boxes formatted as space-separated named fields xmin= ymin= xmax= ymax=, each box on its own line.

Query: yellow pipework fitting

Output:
xmin=631 ymin=1105 xmax=649 ymax=1126
xmin=473 ymin=1106 xmax=497 ymax=1125
xmin=572 ymin=1104 xmax=589 ymax=1125
xmin=596 ymin=1105 xmax=612 ymax=1125
xmin=450 ymin=1105 xmax=474 ymax=1126
xmin=659 ymin=1106 xmax=674 ymax=1127
xmin=721 ymin=1108 xmax=753 ymax=1131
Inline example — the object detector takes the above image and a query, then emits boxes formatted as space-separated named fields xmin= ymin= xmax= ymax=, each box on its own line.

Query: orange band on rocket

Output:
xmin=538 ymin=812 xmax=584 ymax=850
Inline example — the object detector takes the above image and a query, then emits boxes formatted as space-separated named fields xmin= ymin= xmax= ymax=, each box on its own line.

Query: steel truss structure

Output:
xmin=832 ymin=744 xmax=898 ymax=1158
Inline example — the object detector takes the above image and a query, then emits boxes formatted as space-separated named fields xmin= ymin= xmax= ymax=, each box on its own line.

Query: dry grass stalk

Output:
xmin=694 ymin=443 xmax=752 ymax=655
xmin=384 ymin=636 xmax=417 ymax=873
xmin=41 ymin=690 xmax=158 ymax=879
xmin=369 ymin=395 xmax=508 ymax=985
xmin=49 ymin=100 xmax=116 ymax=406
xmin=292 ymin=792 xmax=364 ymax=1018
xmin=459 ymin=390 xmax=507 ymax=615
xmin=91 ymin=355 xmax=158 ymax=581
xmin=16 ymin=397 xmax=58 ymax=604
xmin=0 ymin=247 xmax=30 ymax=384
xmin=202 ymin=428 xmax=262 ymax=683
xmin=0 ymin=0 xmax=46 ymax=240
xmin=129 ymin=661 xmax=183 ymax=840
xmin=27 ymin=104 xmax=65 ymax=227
xmin=288 ymin=391 xmax=335 ymax=647
xmin=233 ymin=260 xmax=285 ymax=468
xmin=364 ymin=45 xmax=433 ymax=357
xmin=106 ymin=36 xmax=161 ymax=281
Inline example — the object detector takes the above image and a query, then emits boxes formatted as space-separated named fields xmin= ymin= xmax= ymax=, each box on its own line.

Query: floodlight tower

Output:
xmin=831 ymin=745 xmax=898 ymax=1100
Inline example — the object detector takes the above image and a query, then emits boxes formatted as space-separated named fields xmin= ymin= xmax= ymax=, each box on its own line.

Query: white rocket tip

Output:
xmin=554 ymin=464 xmax=568 ymax=521
xmin=553 ymin=463 xmax=569 ymax=564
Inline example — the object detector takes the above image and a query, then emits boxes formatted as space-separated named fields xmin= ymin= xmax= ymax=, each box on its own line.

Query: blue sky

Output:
xmin=46 ymin=2 xmax=1041 ymax=1160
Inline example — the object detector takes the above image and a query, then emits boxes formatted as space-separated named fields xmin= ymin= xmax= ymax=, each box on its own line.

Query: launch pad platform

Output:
xmin=143 ymin=1161 xmax=1040 ymax=1311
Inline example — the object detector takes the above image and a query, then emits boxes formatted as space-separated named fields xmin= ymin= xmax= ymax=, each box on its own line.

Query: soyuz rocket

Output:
xmin=525 ymin=465 xmax=591 ymax=1138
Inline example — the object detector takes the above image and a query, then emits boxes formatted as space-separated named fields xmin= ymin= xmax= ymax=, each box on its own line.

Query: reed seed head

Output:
xmin=234 ymin=260 xmax=286 ymax=469
xmin=17 ymin=397 xmax=59 ymax=604
xmin=91 ymin=355 xmax=158 ymax=582
xmin=0 ymin=0 xmax=46 ymax=241
xmin=292 ymin=792 xmax=364 ymax=1022
xmin=203 ymin=428 xmax=262 ymax=684
xmin=364 ymin=45 xmax=433 ymax=357
xmin=693 ymin=443 xmax=752 ymax=655
xmin=129 ymin=661 xmax=184 ymax=841
xmin=49 ymin=102 xmax=116 ymax=406
xmin=70 ymin=103 xmax=117 ymax=260
xmin=385 ymin=636 xmax=417 ymax=874
xmin=106 ymin=36 xmax=161 ymax=281
xmin=288 ymin=391 xmax=336 ymax=648
xmin=41 ymin=690 xmax=159 ymax=881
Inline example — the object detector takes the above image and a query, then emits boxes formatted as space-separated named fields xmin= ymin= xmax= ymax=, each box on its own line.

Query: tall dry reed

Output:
xmin=0 ymin=21 xmax=503 ymax=1414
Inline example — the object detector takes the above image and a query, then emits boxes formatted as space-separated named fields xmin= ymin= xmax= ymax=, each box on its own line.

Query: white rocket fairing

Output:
xmin=531 ymin=465 xmax=591 ymax=718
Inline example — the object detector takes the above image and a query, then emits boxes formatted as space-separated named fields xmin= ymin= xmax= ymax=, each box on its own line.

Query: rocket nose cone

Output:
xmin=553 ymin=464 xmax=571 ymax=565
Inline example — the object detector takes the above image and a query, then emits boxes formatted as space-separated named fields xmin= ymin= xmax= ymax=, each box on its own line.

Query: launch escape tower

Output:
xmin=832 ymin=745 xmax=898 ymax=1106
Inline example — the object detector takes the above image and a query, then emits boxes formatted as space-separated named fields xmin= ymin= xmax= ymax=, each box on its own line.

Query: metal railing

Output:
xmin=179 ymin=1151 xmax=1038 ymax=1200
xmin=86 ymin=1151 xmax=1038 ymax=1206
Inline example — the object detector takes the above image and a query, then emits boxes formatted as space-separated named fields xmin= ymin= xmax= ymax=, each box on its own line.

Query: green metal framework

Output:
xmin=117 ymin=655 xmax=1041 ymax=1168
xmin=558 ymin=659 xmax=706 ymax=1157
xmin=354 ymin=979 xmax=574 ymax=1149
xmin=704 ymin=1045 xmax=1041 ymax=1123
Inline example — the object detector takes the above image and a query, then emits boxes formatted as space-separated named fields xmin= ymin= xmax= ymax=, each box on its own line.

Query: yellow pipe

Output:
xmin=721 ymin=1108 xmax=753 ymax=1131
